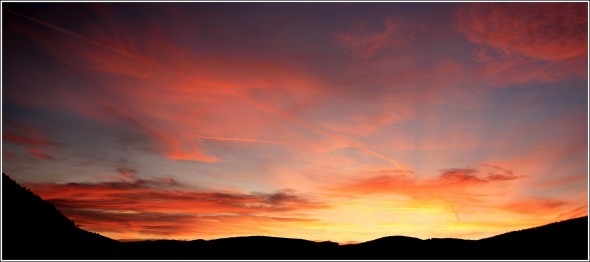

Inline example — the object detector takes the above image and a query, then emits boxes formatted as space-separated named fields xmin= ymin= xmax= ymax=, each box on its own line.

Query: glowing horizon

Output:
xmin=2 ymin=2 xmax=588 ymax=244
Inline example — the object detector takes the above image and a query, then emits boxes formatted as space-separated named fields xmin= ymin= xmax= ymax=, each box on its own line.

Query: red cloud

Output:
xmin=455 ymin=3 xmax=587 ymax=61
xmin=504 ymin=197 xmax=566 ymax=215
xmin=3 ymin=132 xmax=57 ymax=146
xmin=8 ymin=8 xmax=407 ymax=168
xmin=333 ymin=165 xmax=522 ymax=196
xmin=469 ymin=46 xmax=587 ymax=87
xmin=25 ymin=175 xmax=327 ymax=239
xmin=26 ymin=147 xmax=55 ymax=160
xmin=3 ymin=124 xmax=58 ymax=160
xmin=65 ymin=208 xmax=317 ymax=240
xmin=454 ymin=3 xmax=588 ymax=88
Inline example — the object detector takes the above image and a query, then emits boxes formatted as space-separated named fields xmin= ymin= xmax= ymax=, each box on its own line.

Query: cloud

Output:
xmin=116 ymin=166 xmax=137 ymax=179
xmin=438 ymin=168 xmax=485 ymax=184
xmin=333 ymin=17 xmax=410 ymax=60
xmin=556 ymin=205 xmax=588 ymax=221
xmin=25 ymin=175 xmax=327 ymax=239
xmin=65 ymin=207 xmax=317 ymax=240
xmin=468 ymin=46 xmax=587 ymax=87
xmin=321 ymin=164 xmax=578 ymax=236
xmin=504 ymin=197 xmax=566 ymax=215
xmin=455 ymin=3 xmax=587 ymax=61
xmin=440 ymin=165 xmax=523 ymax=184
xmin=454 ymin=3 xmax=587 ymax=87
xmin=26 ymin=147 xmax=55 ymax=160
xmin=480 ymin=164 xmax=523 ymax=181
xmin=2 ymin=123 xmax=59 ymax=160
xmin=438 ymin=194 xmax=460 ymax=221
xmin=3 ymin=132 xmax=57 ymax=146
xmin=331 ymin=164 xmax=522 ymax=197
xmin=5 ymin=7 xmax=411 ymax=169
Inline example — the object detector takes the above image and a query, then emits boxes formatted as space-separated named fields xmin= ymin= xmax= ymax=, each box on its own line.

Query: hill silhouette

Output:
xmin=2 ymin=173 xmax=588 ymax=259
xmin=2 ymin=173 xmax=122 ymax=259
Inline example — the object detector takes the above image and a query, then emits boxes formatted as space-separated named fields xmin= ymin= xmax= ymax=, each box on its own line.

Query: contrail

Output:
xmin=201 ymin=144 xmax=224 ymax=154
xmin=228 ymin=91 xmax=408 ymax=170
xmin=194 ymin=134 xmax=294 ymax=145
xmin=5 ymin=9 xmax=148 ymax=63
xmin=7 ymin=10 xmax=409 ymax=172
xmin=343 ymin=205 xmax=441 ymax=211
xmin=438 ymin=194 xmax=460 ymax=221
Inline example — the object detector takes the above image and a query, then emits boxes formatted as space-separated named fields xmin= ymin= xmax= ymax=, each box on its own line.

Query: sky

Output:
xmin=2 ymin=2 xmax=588 ymax=243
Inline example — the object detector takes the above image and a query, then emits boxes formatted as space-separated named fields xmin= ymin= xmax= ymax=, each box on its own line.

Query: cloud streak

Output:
xmin=455 ymin=3 xmax=587 ymax=87
xmin=5 ymin=8 xmax=407 ymax=170
xmin=330 ymin=164 xmax=523 ymax=197
xmin=3 ymin=123 xmax=59 ymax=160
xmin=26 ymin=172 xmax=327 ymax=239
xmin=455 ymin=3 xmax=587 ymax=61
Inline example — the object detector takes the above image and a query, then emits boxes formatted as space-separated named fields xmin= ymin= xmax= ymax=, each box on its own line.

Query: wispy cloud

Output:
xmin=455 ymin=3 xmax=587 ymax=61
xmin=455 ymin=3 xmax=587 ymax=87
xmin=330 ymin=164 xmax=523 ymax=197
xmin=333 ymin=17 xmax=411 ymax=60
xmin=3 ymin=123 xmax=59 ymax=160
xmin=25 ymin=170 xmax=328 ymax=239
xmin=6 ymin=7 xmax=408 ymax=170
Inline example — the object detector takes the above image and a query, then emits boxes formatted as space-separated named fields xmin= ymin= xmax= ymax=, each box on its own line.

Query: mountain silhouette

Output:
xmin=2 ymin=173 xmax=588 ymax=259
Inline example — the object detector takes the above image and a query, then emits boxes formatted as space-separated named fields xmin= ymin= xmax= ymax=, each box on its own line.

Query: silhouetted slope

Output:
xmin=121 ymin=236 xmax=339 ymax=259
xmin=340 ymin=236 xmax=423 ymax=259
xmin=120 ymin=217 xmax=587 ymax=260
xmin=122 ymin=239 xmax=205 ymax=260
xmin=340 ymin=236 xmax=481 ymax=260
xmin=203 ymin=236 xmax=339 ymax=259
xmin=2 ymin=173 xmax=121 ymax=259
xmin=2 ymin=172 xmax=587 ymax=259
xmin=338 ymin=217 xmax=588 ymax=260
xmin=478 ymin=216 xmax=588 ymax=259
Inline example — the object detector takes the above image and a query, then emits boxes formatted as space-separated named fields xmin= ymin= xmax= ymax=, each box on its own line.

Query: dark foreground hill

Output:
xmin=2 ymin=173 xmax=588 ymax=260
xmin=2 ymin=173 xmax=123 ymax=259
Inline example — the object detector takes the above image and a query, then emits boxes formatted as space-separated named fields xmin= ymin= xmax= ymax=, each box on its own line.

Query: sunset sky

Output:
xmin=2 ymin=2 xmax=588 ymax=243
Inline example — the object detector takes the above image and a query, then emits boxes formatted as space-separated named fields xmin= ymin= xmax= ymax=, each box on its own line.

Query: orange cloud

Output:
xmin=504 ymin=197 xmax=566 ymax=215
xmin=25 ymin=172 xmax=328 ymax=239
xmin=331 ymin=164 xmax=522 ymax=197
xmin=556 ymin=205 xmax=589 ymax=221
